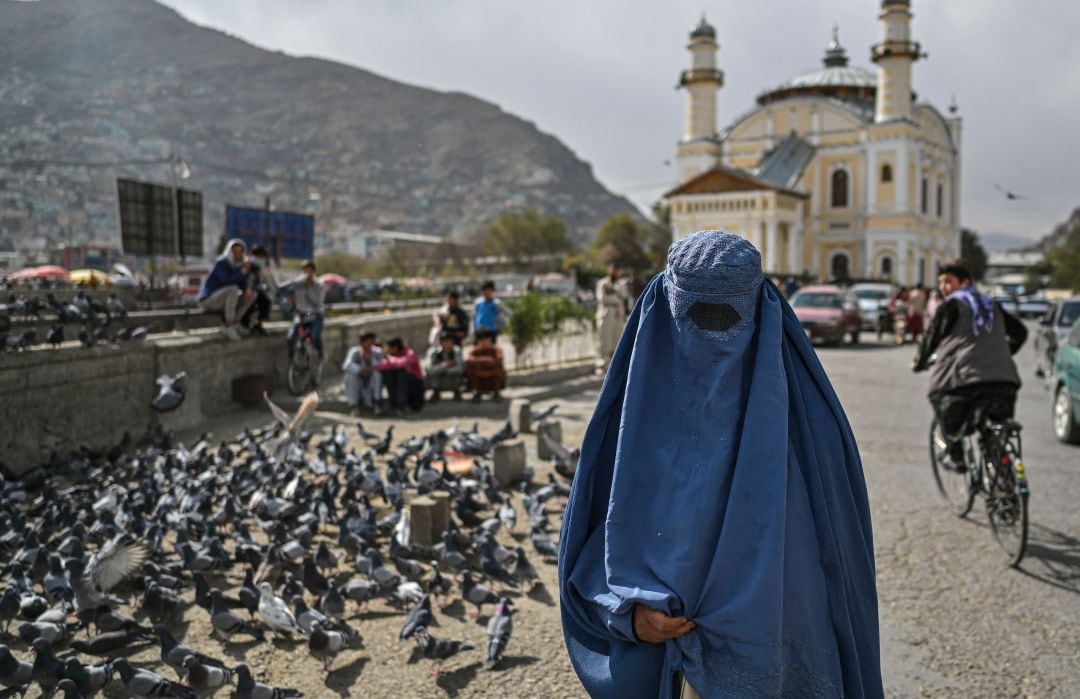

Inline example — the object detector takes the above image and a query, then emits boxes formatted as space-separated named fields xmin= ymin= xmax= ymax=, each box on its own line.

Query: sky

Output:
xmin=161 ymin=0 xmax=1080 ymax=242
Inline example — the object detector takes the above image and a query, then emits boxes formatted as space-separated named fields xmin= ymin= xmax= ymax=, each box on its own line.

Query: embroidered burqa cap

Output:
xmin=558 ymin=230 xmax=882 ymax=698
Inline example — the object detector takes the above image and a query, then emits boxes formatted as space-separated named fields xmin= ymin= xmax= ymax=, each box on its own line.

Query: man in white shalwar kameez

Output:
xmin=595 ymin=264 xmax=628 ymax=374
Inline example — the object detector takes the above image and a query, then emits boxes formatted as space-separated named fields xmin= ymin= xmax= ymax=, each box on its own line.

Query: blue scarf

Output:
xmin=947 ymin=286 xmax=995 ymax=337
xmin=559 ymin=231 xmax=882 ymax=698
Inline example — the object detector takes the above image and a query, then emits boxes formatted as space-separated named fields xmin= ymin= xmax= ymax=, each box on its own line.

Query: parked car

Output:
xmin=789 ymin=285 xmax=862 ymax=345
xmin=850 ymin=283 xmax=895 ymax=331
xmin=1051 ymin=321 xmax=1080 ymax=444
xmin=1017 ymin=295 xmax=1052 ymax=319
xmin=1035 ymin=297 xmax=1080 ymax=379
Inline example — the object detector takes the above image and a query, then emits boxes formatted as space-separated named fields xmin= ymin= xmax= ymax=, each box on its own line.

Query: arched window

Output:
xmin=881 ymin=164 xmax=893 ymax=183
xmin=880 ymin=256 xmax=893 ymax=278
xmin=831 ymin=169 xmax=849 ymax=208
xmin=830 ymin=252 xmax=850 ymax=281
xmin=920 ymin=175 xmax=929 ymax=214
xmin=936 ymin=182 xmax=944 ymax=218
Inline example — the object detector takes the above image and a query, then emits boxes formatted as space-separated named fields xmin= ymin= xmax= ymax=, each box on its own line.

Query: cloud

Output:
xmin=161 ymin=0 xmax=1079 ymax=239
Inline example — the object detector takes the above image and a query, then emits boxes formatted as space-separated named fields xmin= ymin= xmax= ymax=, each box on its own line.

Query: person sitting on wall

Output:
xmin=240 ymin=244 xmax=278 ymax=336
xmin=426 ymin=331 xmax=466 ymax=402
xmin=343 ymin=331 xmax=384 ymax=416
xmin=432 ymin=290 xmax=470 ymax=346
xmin=465 ymin=328 xmax=506 ymax=402
xmin=197 ymin=237 xmax=254 ymax=342
xmin=378 ymin=336 xmax=425 ymax=414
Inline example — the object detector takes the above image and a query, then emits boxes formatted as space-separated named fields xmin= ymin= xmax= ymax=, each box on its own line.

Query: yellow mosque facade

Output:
xmin=665 ymin=0 xmax=961 ymax=285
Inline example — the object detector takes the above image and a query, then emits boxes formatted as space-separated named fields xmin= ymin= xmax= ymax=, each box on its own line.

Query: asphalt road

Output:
xmin=816 ymin=329 xmax=1080 ymax=698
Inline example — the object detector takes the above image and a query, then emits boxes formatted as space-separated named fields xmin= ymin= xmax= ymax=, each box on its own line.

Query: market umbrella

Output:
xmin=319 ymin=273 xmax=348 ymax=286
xmin=10 ymin=265 xmax=70 ymax=281
xmin=70 ymin=268 xmax=109 ymax=285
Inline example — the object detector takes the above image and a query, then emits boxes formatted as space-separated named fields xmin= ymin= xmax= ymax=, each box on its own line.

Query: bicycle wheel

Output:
xmin=288 ymin=346 xmax=313 ymax=395
xmin=986 ymin=441 xmax=1029 ymax=567
xmin=929 ymin=418 xmax=974 ymax=516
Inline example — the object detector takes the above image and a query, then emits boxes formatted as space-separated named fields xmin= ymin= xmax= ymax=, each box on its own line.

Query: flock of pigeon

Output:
xmin=0 ymin=292 xmax=148 ymax=351
xmin=0 ymin=388 xmax=576 ymax=697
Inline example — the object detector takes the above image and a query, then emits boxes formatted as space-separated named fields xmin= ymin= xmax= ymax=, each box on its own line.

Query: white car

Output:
xmin=850 ymin=283 xmax=896 ymax=331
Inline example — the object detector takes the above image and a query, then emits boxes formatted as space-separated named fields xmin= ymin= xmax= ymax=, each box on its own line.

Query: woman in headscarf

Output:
xmin=559 ymin=230 xmax=882 ymax=699
xmin=197 ymin=238 xmax=254 ymax=341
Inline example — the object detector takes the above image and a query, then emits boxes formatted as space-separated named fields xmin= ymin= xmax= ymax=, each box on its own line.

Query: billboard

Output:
xmin=117 ymin=178 xmax=203 ymax=258
xmin=225 ymin=205 xmax=315 ymax=260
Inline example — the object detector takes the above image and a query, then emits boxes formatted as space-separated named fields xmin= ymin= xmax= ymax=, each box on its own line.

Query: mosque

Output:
xmin=664 ymin=0 xmax=961 ymax=285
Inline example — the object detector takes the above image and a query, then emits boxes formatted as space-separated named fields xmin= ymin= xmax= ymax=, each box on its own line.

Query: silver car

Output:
xmin=1035 ymin=297 xmax=1080 ymax=379
xmin=850 ymin=283 xmax=896 ymax=331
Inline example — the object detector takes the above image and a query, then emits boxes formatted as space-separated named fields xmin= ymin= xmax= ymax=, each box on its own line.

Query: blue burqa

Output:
xmin=559 ymin=231 xmax=881 ymax=698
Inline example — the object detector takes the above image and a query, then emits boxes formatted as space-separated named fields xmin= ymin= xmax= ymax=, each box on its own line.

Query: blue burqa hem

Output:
xmin=558 ymin=231 xmax=882 ymax=698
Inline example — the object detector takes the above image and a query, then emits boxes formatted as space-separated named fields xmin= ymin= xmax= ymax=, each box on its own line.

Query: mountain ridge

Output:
xmin=0 ymin=0 xmax=638 ymax=255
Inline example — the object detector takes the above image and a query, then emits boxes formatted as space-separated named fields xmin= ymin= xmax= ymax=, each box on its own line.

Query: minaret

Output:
xmin=871 ymin=0 xmax=922 ymax=122
xmin=676 ymin=15 xmax=723 ymax=182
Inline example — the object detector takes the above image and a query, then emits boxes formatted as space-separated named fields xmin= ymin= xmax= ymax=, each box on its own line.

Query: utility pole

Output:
xmin=169 ymin=150 xmax=183 ymax=266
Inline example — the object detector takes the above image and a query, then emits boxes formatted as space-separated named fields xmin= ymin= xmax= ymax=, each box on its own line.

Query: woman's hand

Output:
xmin=632 ymin=604 xmax=695 ymax=644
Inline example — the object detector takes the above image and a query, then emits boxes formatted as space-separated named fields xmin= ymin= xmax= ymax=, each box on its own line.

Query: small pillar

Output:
xmin=510 ymin=398 xmax=533 ymax=434
xmin=493 ymin=440 xmax=527 ymax=487
xmin=428 ymin=491 xmax=451 ymax=539
xmin=536 ymin=420 xmax=563 ymax=461
xmin=408 ymin=496 xmax=436 ymax=547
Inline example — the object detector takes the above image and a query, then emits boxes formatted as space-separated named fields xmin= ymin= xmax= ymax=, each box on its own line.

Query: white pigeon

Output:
xmin=395 ymin=581 xmax=424 ymax=608
xmin=257 ymin=582 xmax=304 ymax=635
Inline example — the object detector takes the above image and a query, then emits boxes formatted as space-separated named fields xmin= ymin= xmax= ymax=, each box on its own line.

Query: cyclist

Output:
xmin=912 ymin=259 xmax=1027 ymax=471
xmin=287 ymin=260 xmax=326 ymax=362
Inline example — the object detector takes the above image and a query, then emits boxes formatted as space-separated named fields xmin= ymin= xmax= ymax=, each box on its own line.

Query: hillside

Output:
xmin=1028 ymin=207 xmax=1079 ymax=254
xmin=0 ymin=0 xmax=637 ymax=255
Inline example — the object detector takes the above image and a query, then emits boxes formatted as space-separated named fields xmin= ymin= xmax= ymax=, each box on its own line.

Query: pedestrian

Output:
xmin=465 ymin=329 xmax=506 ymax=402
xmin=240 ymin=244 xmax=277 ymax=336
xmin=473 ymin=281 xmax=511 ymax=342
xmin=559 ymin=230 xmax=881 ymax=699
xmin=907 ymin=282 xmax=928 ymax=342
xmin=197 ymin=238 xmax=254 ymax=341
xmin=595 ymin=264 xmax=628 ymax=375
xmin=378 ymin=337 xmax=425 ymax=414
xmin=425 ymin=331 xmax=466 ymax=402
xmin=432 ymin=291 xmax=469 ymax=346
xmin=343 ymin=331 xmax=384 ymax=415
xmin=287 ymin=261 xmax=326 ymax=360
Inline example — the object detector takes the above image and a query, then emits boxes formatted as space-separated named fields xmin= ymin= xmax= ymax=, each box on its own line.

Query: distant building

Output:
xmin=665 ymin=0 xmax=961 ymax=284
xmin=344 ymin=228 xmax=447 ymax=259
xmin=52 ymin=243 xmax=121 ymax=271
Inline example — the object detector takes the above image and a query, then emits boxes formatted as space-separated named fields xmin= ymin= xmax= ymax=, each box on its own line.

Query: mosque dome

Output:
xmin=690 ymin=15 xmax=716 ymax=39
xmin=756 ymin=27 xmax=876 ymax=107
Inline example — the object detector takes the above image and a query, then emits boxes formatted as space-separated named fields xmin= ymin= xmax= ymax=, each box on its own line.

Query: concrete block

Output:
xmin=427 ymin=491 xmax=451 ymax=540
xmin=408 ymin=496 xmax=436 ymax=547
xmin=510 ymin=398 xmax=532 ymax=434
xmin=536 ymin=420 xmax=563 ymax=461
xmin=493 ymin=440 xmax=527 ymax=487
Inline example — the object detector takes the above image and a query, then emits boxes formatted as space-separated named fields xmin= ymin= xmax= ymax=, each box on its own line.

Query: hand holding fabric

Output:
xmin=632 ymin=605 xmax=694 ymax=644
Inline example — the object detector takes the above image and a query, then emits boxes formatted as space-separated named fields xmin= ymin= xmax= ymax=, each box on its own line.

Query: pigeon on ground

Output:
xmin=341 ymin=580 xmax=379 ymax=613
xmin=112 ymin=658 xmax=197 ymax=699
xmin=152 ymin=373 xmax=187 ymax=413
xmin=415 ymin=629 xmax=474 ymax=677
xmin=209 ymin=589 xmax=265 ymax=642
xmin=46 ymin=325 xmax=64 ymax=348
xmin=107 ymin=293 xmax=127 ymax=321
xmin=291 ymin=596 xmax=328 ymax=636
xmin=30 ymin=639 xmax=66 ymax=697
xmin=61 ymin=657 xmax=113 ymax=697
xmin=398 ymin=594 xmax=432 ymax=642
xmin=485 ymin=597 xmax=514 ymax=667
xmin=306 ymin=621 xmax=359 ymax=672
xmin=181 ymin=656 xmax=234 ymax=694
xmin=320 ymin=586 xmax=345 ymax=622
xmin=511 ymin=547 xmax=540 ymax=590
xmin=461 ymin=573 xmax=499 ymax=618
xmin=257 ymin=583 xmax=303 ymax=636
xmin=69 ymin=628 xmax=153 ymax=656
xmin=153 ymin=624 xmax=226 ymax=680
xmin=233 ymin=664 xmax=302 ymax=699
xmin=0 ymin=645 xmax=32 ymax=688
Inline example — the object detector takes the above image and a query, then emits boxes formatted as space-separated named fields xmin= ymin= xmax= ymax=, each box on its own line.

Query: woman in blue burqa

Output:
xmin=559 ymin=230 xmax=882 ymax=698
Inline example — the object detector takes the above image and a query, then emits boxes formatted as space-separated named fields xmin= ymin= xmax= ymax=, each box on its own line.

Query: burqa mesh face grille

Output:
xmin=687 ymin=301 xmax=742 ymax=332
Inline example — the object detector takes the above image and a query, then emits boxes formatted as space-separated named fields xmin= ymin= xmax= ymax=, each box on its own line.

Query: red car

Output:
xmin=790 ymin=285 xmax=862 ymax=345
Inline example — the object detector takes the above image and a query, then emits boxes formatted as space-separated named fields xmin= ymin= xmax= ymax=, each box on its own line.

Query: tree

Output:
xmin=592 ymin=212 xmax=668 ymax=273
xmin=1045 ymin=224 xmax=1080 ymax=293
xmin=482 ymin=208 xmax=573 ymax=271
xmin=960 ymin=228 xmax=989 ymax=281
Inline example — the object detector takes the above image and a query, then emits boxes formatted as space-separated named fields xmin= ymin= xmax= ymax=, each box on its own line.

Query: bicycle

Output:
xmin=929 ymin=412 xmax=1030 ymax=566
xmin=288 ymin=313 xmax=324 ymax=395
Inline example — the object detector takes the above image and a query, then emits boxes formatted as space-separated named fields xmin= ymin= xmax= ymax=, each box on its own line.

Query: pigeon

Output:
xmin=531 ymin=526 xmax=558 ymax=560
xmin=209 ymin=589 xmax=265 ymax=641
xmin=341 ymin=579 xmax=379 ymax=613
xmin=485 ymin=597 xmax=514 ymax=667
xmin=46 ymin=325 xmax=64 ymax=348
xmin=291 ymin=596 xmax=328 ymax=636
xmin=181 ymin=656 xmax=234 ymax=694
xmin=497 ymin=498 xmax=517 ymax=533
xmin=107 ymin=293 xmax=127 ymax=320
xmin=320 ymin=586 xmax=345 ymax=622
xmin=398 ymin=594 xmax=432 ymax=642
xmin=42 ymin=555 xmax=72 ymax=603
xmin=69 ymin=628 xmax=153 ymax=656
xmin=78 ymin=326 xmax=96 ymax=348
xmin=84 ymin=536 xmax=151 ymax=593
xmin=306 ymin=621 xmax=359 ymax=672
xmin=30 ymin=638 xmax=66 ymax=697
xmin=61 ymin=657 xmax=113 ymax=697
xmin=0 ymin=645 xmax=32 ymax=688
xmin=425 ymin=563 xmax=453 ymax=601
xmin=257 ymin=582 xmax=303 ymax=636
xmin=0 ymin=589 xmax=19 ymax=634
xmin=414 ymin=629 xmax=474 ymax=677
xmin=511 ymin=547 xmax=540 ymax=590
xmin=152 ymin=373 xmax=187 ymax=413
xmin=461 ymin=573 xmax=498 ymax=617
xmin=530 ymin=403 xmax=559 ymax=425
xmin=112 ymin=658 xmax=197 ymax=699
xmin=233 ymin=664 xmax=302 ymax=699
xmin=153 ymin=624 xmax=226 ymax=680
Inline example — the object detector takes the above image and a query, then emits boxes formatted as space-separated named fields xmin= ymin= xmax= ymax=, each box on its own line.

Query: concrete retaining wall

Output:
xmin=0 ymin=311 xmax=596 ymax=474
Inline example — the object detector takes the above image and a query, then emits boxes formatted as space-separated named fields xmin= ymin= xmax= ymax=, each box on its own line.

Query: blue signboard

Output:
xmin=225 ymin=205 xmax=315 ymax=260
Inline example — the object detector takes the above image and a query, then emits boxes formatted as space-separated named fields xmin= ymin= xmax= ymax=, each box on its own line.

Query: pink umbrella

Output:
xmin=10 ymin=265 xmax=71 ymax=281
xmin=319 ymin=273 xmax=348 ymax=286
